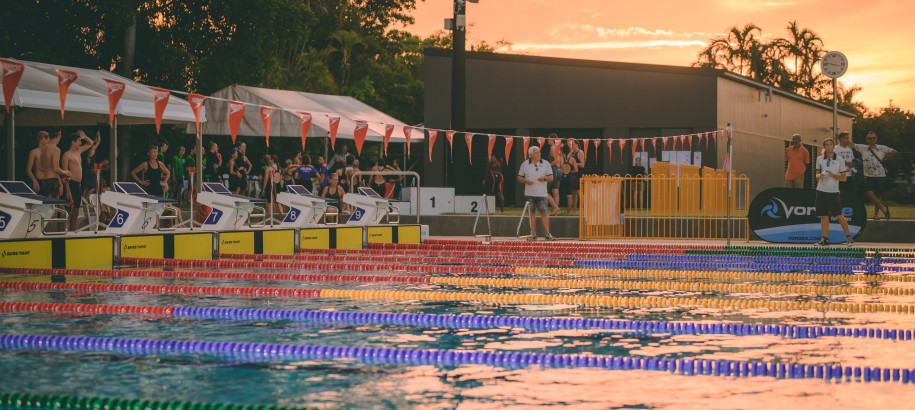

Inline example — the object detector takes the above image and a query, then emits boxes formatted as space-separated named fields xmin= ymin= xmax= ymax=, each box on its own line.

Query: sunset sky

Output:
xmin=406 ymin=0 xmax=915 ymax=111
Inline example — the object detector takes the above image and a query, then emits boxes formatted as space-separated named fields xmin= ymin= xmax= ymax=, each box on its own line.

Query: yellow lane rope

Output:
xmin=430 ymin=277 xmax=915 ymax=296
xmin=318 ymin=289 xmax=915 ymax=314
xmin=514 ymin=267 xmax=915 ymax=283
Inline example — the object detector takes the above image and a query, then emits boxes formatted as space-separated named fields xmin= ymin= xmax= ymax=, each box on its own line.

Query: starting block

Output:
xmin=101 ymin=182 xmax=180 ymax=235
xmin=196 ymin=182 xmax=267 ymax=231
xmin=342 ymin=187 xmax=400 ymax=226
xmin=0 ymin=181 xmax=69 ymax=239
xmin=276 ymin=185 xmax=330 ymax=228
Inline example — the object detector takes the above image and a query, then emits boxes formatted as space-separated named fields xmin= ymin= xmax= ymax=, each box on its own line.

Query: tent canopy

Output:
xmin=0 ymin=58 xmax=204 ymax=126
xmin=192 ymin=85 xmax=422 ymax=142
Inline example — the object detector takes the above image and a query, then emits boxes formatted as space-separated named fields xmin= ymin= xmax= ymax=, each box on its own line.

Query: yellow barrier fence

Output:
xmin=580 ymin=163 xmax=749 ymax=240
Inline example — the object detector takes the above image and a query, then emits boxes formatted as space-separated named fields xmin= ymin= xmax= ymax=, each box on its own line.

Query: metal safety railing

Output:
xmin=472 ymin=194 xmax=492 ymax=242
xmin=579 ymin=165 xmax=749 ymax=240
xmin=350 ymin=171 xmax=421 ymax=224
xmin=516 ymin=200 xmax=535 ymax=241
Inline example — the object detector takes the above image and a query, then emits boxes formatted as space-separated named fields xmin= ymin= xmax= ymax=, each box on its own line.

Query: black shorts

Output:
xmin=566 ymin=173 xmax=581 ymax=192
xmin=67 ymin=180 xmax=82 ymax=210
xmin=815 ymin=191 xmax=842 ymax=217
xmin=839 ymin=178 xmax=855 ymax=194
xmin=864 ymin=177 xmax=885 ymax=194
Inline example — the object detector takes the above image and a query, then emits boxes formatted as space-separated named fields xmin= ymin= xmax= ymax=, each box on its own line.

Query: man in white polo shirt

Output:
xmin=517 ymin=145 xmax=555 ymax=240
xmin=815 ymin=138 xmax=853 ymax=246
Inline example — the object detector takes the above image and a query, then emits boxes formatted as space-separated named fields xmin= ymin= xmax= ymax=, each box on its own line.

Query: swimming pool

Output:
xmin=2 ymin=239 xmax=915 ymax=408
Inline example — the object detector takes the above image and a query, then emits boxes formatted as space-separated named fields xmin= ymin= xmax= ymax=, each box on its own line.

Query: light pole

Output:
xmin=447 ymin=0 xmax=478 ymax=133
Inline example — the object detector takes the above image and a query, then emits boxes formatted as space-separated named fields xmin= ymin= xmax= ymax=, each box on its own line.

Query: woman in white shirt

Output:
xmin=815 ymin=138 xmax=853 ymax=246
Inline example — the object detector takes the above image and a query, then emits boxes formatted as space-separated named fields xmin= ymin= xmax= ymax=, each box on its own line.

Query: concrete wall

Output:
xmin=716 ymin=77 xmax=854 ymax=199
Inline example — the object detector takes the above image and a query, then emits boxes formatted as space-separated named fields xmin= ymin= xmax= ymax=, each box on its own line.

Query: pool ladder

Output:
xmin=516 ymin=200 xmax=535 ymax=241
xmin=472 ymin=194 xmax=492 ymax=242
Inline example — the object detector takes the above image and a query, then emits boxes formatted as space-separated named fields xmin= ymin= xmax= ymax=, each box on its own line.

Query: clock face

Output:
xmin=821 ymin=51 xmax=848 ymax=78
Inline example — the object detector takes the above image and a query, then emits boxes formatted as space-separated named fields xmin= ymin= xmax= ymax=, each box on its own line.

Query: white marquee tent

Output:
xmin=193 ymin=84 xmax=423 ymax=144
xmin=0 ymin=57 xmax=204 ymax=183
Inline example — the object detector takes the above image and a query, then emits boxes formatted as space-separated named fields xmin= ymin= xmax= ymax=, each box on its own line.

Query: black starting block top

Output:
xmin=113 ymin=182 xmax=178 ymax=203
xmin=358 ymin=187 xmax=383 ymax=198
xmin=286 ymin=184 xmax=325 ymax=200
xmin=202 ymin=182 xmax=265 ymax=203
xmin=0 ymin=181 xmax=67 ymax=204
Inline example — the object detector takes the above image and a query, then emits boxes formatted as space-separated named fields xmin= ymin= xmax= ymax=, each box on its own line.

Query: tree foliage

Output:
xmin=695 ymin=21 xmax=864 ymax=115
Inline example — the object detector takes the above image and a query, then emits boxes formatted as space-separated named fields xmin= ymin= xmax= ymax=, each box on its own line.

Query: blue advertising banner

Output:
xmin=748 ymin=188 xmax=866 ymax=243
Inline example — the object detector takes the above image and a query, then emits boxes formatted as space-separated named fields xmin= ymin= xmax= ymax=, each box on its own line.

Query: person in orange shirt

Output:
xmin=784 ymin=133 xmax=809 ymax=188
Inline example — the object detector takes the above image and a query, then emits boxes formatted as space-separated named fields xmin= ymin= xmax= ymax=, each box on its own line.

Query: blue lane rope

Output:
xmin=627 ymin=254 xmax=915 ymax=267
xmin=169 ymin=307 xmax=915 ymax=342
xmin=575 ymin=260 xmax=912 ymax=273
xmin=0 ymin=334 xmax=910 ymax=383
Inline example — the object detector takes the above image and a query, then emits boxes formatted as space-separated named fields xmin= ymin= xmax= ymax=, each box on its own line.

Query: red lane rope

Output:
xmin=0 ymin=267 xmax=431 ymax=284
xmin=423 ymin=239 xmax=725 ymax=251
xmin=367 ymin=243 xmax=695 ymax=254
xmin=217 ymin=253 xmax=575 ymax=267
xmin=0 ymin=281 xmax=321 ymax=298
xmin=119 ymin=257 xmax=513 ymax=274
xmin=0 ymin=301 xmax=174 ymax=316
xmin=296 ymin=248 xmax=628 ymax=260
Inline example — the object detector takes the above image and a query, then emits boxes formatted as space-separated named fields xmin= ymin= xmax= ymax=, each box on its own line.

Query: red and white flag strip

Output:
xmin=606 ymin=139 xmax=614 ymax=162
xmin=150 ymin=87 xmax=170 ymax=134
xmin=504 ymin=136 xmax=513 ymax=162
xmin=427 ymin=129 xmax=438 ymax=162
xmin=522 ymin=136 xmax=530 ymax=160
xmin=56 ymin=69 xmax=78 ymax=119
xmin=403 ymin=126 xmax=414 ymax=159
xmin=486 ymin=134 xmax=496 ymax=161
xmin=1 ymin=59 xmax=24 ymax=113
xmin=445 ymin=130 xmax=456 ymax=162
xmin=188 ymin=93 xmax=206 ymax=138
xmin=104 ymin=79 xmax=125 ymax=127
xmin=260 ymin=106 xmax=275 ymax=147
xmin=298 ymin=112 xmax=312 ymax=150
xmin=328 ymin=116 xmax=340 ymax=149
xmin=384 ymin=124 xmax=394 ymax=156
xmin=464 ymin=133 xmax=474 ymax=164
xmin=227 ymin=100 xmax=245 ymax=144
xmin=353 ymin=120 xmax=368 ymax=155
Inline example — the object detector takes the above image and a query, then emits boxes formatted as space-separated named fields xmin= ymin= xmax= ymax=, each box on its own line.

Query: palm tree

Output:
xmin=694 ymin=24 xmax=766 ymax=79
xmin=773 ymin=21 xmax=824 ymax=97
xmin=325 ymin=29 xmax=365 ymax=88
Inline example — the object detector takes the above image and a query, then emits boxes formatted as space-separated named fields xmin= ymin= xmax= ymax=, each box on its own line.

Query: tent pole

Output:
xmin=196 ymin=130 xmax=203 ymax=193
xmin=6 ymin=107 xmax=14 ymax=180
xmin=109 ymin=117 xmax=118 ymax=184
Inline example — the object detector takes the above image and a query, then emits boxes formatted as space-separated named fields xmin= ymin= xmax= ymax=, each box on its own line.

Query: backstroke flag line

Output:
xmin=427 ymin=129 xmax=438 ymax=162
xmin=227 ymin=100 xmax=245 ymax=143
xmin=188 ymin=93 xmax=206 ymax=138
xmin=56 ymin=69 xmax=78 ymax=119
xmin=298 ymin=112 xmax=312 ymax=150
xmin=104 ymin=79 xmax=125 ymax=127
xmin=354 ymin=120 xmax=368 ymax=155
xmin=150 ymin=87 xmax=170 ymax=134
xmin=260 ymin=106 xmax=275 ymax=147
xmin=1 ymin=59 xmax=24 ymax=113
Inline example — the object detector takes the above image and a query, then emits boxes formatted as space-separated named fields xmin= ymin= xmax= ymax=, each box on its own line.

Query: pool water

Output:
xmin=2 ymin=242 xmax=915 ymax=408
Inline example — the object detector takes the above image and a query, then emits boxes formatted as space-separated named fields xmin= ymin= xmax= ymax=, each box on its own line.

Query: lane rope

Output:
xmin=3 ymin=302 xmax=912 ymax=341
xmin=0 ymin=334 xmax=909 ymax=383
xmin=3 ymin=281 xmax=914 ymax=314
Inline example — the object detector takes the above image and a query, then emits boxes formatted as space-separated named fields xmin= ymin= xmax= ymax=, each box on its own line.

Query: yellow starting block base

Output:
xmin=1 ymin=236 xmax=114 ymax=269
xmin=120 ymin=232 xmax=214 ymax=260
